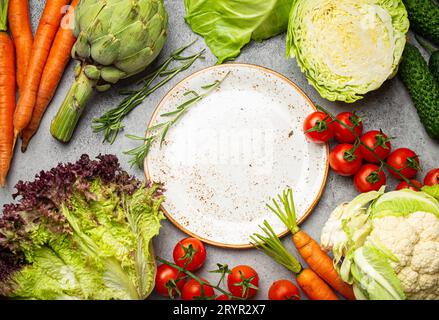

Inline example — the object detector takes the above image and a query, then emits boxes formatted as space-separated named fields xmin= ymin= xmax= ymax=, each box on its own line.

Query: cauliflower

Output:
xmin=321 ymin=187 xmax=439 ymax=300
xmin=369 ymin=212 xmax=439 ymax=300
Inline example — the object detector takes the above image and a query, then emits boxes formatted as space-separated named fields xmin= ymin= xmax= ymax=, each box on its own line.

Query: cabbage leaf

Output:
xmin=184 ymin=0 xmax=293 ymax=63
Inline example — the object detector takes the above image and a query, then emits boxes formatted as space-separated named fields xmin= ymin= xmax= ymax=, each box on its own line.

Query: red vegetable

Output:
xmin=268 ymin=279 xmax=300 ymax=300
xmin=387 ymin=148 xmax=420 ymax=180
xmin=329 ymin=144 xmax=363 ymax=176
xmin=182 ymin=278 xmax=215 ymax=300
xmin=333 ymin=112 xmax=363 ymax=143
xmin=155 ymin=264 xmax=185 ymax=297
xmin=396 ymin=180 xmax=423 ymax=191
xmin=424 ymin=169 xmax=439 ymax=186
xmin=173 ymin=237 xmax=206 ymax=272
xmin=359 ymin=130 xmax=392 ymax=163
xmin=227 ymin=265 xmax=259 ymax=299
xmin=215 ymin=294 xmax=230 ymax=300
xmin=303 ymin=112 xmax=334 ymax=143
xmin=354 ymin=164 xmax=386 ymax=193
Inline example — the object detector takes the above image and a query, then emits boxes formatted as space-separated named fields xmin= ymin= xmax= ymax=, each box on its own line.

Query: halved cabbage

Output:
xmin=287 ymin=0 xmax=409 ymax=103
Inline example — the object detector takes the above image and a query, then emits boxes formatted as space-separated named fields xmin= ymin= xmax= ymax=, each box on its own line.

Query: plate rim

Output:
xmin=144 ymin=63 xmax=329 ymax=249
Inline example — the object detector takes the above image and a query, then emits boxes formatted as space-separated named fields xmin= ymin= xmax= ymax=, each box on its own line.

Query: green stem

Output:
xmin=51 ymin=66 xmax=96 ymax=142
xmin=156 ymin=257 xmax=244 ymax=300
xmin=0 ymin=0 xmax=9 ymax=32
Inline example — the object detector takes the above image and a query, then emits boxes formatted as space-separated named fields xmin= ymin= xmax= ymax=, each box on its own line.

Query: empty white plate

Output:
xmin=145 ymin=64 xmax=329 ymax=248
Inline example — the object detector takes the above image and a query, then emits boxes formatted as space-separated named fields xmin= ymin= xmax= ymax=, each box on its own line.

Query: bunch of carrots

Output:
xmin=0 ymin=0 xmax=79 ymax=188
xmin=251 ymin=188 xmax=356 ymax=300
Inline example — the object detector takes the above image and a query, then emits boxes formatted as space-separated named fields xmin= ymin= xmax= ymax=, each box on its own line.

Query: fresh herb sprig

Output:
xmin=316 ymin=105 xmax=421 ymax=190
xmin=93 ymin=41 xmax=205 ymax=144
xmin=124 ymin=72 xmax=230 ymax=168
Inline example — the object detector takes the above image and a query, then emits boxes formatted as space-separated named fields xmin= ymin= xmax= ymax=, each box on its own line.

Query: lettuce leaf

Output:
xmin=0 ymin=155 xmax=164 ymax=300
xmin=184 ymin=0 xmax=293 ymax=63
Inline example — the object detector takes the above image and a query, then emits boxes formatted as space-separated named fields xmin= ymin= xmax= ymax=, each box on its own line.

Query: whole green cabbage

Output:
xmin=287 ymin=0 xmax=409 ymax=103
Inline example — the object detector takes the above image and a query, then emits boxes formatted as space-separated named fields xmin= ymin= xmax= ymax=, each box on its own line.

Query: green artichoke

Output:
xmin=51 ymin=0 xmax=168 ymax=142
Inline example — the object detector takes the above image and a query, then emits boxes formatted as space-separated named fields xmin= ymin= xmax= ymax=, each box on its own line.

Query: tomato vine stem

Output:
xmin=316 ymin=105 xmax=420 ymax=190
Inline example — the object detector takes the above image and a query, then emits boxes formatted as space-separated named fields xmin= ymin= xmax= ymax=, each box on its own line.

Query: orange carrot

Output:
xmin=21 ymin=0 xmax=79 ymax=152
xmin=13 ymin=0 xmax=70 ymax=142
xmin=293 ymin=230 xmax=356 ymax=300
xmin=8 ymin=0 xmax=33 ymax=89
xmin=296 ymin=268 xmax=339 ymax=300
xmin=0 ymin=0 xmax=16 ymax=187
xmin=269 ymin=189 xmax=357 ymax=300
xmin=252 ymin=220 xmax=339 ymax=300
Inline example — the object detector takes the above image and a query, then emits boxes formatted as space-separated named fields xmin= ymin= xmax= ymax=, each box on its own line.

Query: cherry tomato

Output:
xmin=215 ymin=294 xmax=230 ymax=300
xmin=387 ymin=148 xmax=420 ymax=180
xmin=354 ymin=164 xmax=386 ymax=193
xmin=359 ymin=130 xmax=392 ymax=163
xmin=396 ymin=180 xmax=423 ymax=191
xmin=303 ymin=112 xmax=334 ymax=143
xmin=173 ymin=238 xmax=206 ymax=272
xmin=424 ymin=168 xmax=439 ymax=186
xmin=155 ymin=264 xmax=185 ymax=297
xmin=329 ymin=144 xmax=363 ymax=176
xmin=227 ymin=265 xmax=259 ymax=299
xmin=181 ymin=278 xmax=215 ymax=300
xmin=268 ymin=280 xmax=301 ymax=300
xmin=333 ymin=112 xmax=363 ymax=143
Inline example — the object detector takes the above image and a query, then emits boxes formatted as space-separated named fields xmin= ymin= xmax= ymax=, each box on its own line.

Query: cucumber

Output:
xmin=398 ymin=43 xmax=439 ymax=139
xmin=403 ymin=0 xmax=439 ymax=46
xmin=416 ymin=35 xmax=439 ymax=83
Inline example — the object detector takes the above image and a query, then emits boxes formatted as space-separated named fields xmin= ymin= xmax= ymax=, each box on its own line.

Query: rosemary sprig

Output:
xmin=124 ymin=72 xmax=231 ymax=169
xmin=93 ymin=41 xmax=205 ymax=144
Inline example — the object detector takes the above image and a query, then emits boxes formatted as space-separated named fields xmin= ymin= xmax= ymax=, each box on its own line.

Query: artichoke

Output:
xmin=51 ymin=0 xmax=168 ymax=142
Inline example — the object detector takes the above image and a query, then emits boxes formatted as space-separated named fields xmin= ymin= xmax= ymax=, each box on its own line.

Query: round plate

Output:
xmin=145 ymin=64 xmax=329 ymax=248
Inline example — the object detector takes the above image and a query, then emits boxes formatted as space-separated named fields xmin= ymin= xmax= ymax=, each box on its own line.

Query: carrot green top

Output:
xmin=0 ymin=0 xmax=9 ymax=32
xmin=267 ymin=188 xmax=300 ymax=234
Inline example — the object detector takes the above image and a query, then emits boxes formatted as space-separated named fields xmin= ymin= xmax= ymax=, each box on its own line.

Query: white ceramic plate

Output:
xmin=145 ymin=64 xmax=329 ymax=248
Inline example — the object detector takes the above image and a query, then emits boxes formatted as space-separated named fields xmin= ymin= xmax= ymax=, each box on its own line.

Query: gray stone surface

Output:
xmin=1 ymin=0 xmax=438 ymax=300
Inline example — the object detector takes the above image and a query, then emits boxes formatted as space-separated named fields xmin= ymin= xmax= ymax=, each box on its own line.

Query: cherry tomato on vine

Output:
xmin=424 ymin=169 xmax=439 ymax=186
xmin=386 ymin=148 xmax=420 ymax=180
xmin=216 ymin=294 xmax=230 ymax=300
xmin=354 ymin=164 xmax=386 ymax=193
xmin=181 ymin=278 xmax=215 ymax=300
xmin=155 ymin=264 xmax=185 ymax=297
xmin=173 ymin=238 xmax=206 ymax=272
xmin=333 ymin=112 xmax=363 ymax=143
xmin=227 ymin=265 xmax=259 ymax=299
xmin=359 ymin=130 xmax=392 ymax=163
xmin=303 ymin=112 xmax=334 ymax=143
xmin=268 ymin=280 xmax=301 ymax=300
xmin=396 ymin=180 xmax=423 ymax=191
xmin=329 ymin=144 xmax=363 ymax=176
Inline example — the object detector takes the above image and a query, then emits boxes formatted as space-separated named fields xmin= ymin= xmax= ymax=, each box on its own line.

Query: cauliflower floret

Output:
xmin=411 ymin=242 xmax=439 ymax=274
xmin=368 ymin=212 xmax=439 ymax=300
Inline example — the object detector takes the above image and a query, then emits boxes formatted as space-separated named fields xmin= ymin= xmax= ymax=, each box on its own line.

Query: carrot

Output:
xmin=251 ymin=221 xmax=339 ymax=300
xmin=8 ymin=0 xmax=33 ymax=89
xmin=21 ymin=0 xmax=79 ymax=152
xmin=13 ymin=0 xmax=70 ymax=142
xmin=268 ymin=189 xmax=357 ymax=300
xmin=296 ymin=268 xmax=339 ymax=300
xmin=0 ymin=0 xmax=15 ymax=187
